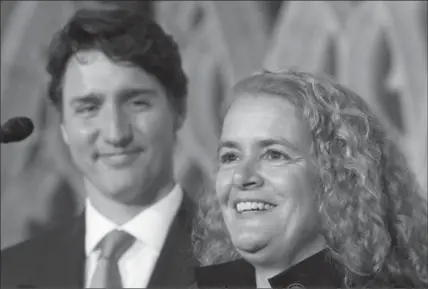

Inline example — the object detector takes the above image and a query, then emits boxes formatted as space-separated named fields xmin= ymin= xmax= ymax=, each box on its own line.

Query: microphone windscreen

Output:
xmin=0 ymin=117 xmax=34 ymax=143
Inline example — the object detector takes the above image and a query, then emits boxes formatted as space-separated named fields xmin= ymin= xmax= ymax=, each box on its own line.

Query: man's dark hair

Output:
xmin=46 ymin=8 xmax=188 ymax=116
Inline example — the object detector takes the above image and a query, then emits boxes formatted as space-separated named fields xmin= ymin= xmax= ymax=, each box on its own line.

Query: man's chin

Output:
xmin=92 ymin=182 xmax=137 ymax=199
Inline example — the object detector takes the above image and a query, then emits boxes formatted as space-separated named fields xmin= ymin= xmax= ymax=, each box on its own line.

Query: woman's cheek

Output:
xmin=216 ymin=169 xmax=233 ymax=204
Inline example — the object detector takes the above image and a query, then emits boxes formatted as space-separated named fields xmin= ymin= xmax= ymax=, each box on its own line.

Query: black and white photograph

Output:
xmin=1 ymin=1 xmax=427 ymax=288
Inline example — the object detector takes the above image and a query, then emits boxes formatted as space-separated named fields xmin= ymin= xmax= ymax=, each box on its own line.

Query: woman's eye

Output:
xmin=219 ymin=152 xmax=238 ymax=164
xmin=264 ymin=149 xmax=292 ymax=161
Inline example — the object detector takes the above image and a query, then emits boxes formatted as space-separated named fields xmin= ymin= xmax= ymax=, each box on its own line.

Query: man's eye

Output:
xmin=132 ymin=100 xmax=148 ymax=106
xmin=130 ymin=98 xmax=150 ymax=109
xmin=264 ymin=149 xmax=292 ymax=161
xmin=75 ymin=104 xmax=99 ymax=116
xmin=219 ymin=152 xmax=238 ymax=164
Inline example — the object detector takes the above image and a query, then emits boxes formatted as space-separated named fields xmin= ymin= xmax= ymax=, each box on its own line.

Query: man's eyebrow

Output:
xmin=69 ymin=88 xmax=158 ymax=105
xmin=119 ymin=88 xmax=158 ymax=99
xmin=69 ymin=93 xmax=103 ymax=105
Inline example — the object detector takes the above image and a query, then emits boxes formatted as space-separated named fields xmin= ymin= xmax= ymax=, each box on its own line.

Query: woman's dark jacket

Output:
xmin=194 ymin=249 xmax=416 ymax=288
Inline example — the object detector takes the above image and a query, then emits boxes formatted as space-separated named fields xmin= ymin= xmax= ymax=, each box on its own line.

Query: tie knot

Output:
xmin=98 ymin=230 xmax=135 ymax=261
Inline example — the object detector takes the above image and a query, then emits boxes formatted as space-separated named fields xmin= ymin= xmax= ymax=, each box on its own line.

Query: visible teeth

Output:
xmin=236 ymin=201 xmax=275 ymax=213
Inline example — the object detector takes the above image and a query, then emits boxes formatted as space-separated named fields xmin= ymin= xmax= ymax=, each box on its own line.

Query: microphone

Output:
xmin=0 ymin=117 xmax=34 ymax=143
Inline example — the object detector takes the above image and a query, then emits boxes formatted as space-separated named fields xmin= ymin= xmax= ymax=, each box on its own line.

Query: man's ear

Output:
xmin=60 ymin=124 xmax=69 ymax=145
xmin=174 ymin=113 xmax=185 ymax=131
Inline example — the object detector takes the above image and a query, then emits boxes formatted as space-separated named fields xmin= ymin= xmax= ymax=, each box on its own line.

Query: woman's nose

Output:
xmin=232 ymin=161 xmax=264 ymax=190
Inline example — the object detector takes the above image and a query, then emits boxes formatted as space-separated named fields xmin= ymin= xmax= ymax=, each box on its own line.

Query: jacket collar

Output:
xmin=268 ymin=249 xmax=342 ymax=288
xmin=147 ymin=193 xmax=198 ymax=286
xmin=195 ymin=249 xmax=343 ymax=288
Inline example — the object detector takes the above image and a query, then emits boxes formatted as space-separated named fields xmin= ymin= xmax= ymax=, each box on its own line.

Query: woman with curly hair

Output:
xmin=192 ymin=70 xmax=427 ymax=288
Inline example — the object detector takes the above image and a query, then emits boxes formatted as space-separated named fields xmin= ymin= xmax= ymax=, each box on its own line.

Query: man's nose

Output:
xmin=232 ymin=160 xmax=264 ymax=190
xmin=101 ymin=106 xmax=133 ymax=147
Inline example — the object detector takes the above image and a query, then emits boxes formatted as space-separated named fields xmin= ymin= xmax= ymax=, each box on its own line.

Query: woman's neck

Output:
xmin=255 ymin=272 xmax=274 ymax=288
xmin=254 ymin=235 xmax=326 ymax=288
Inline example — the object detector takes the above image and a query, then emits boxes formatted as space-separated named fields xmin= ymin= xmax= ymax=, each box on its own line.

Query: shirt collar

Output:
xmin=85 ymin=184 xmax=183 ymax=255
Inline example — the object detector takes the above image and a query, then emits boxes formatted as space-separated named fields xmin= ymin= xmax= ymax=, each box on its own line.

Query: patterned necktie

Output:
xmin=88 ymin=230 xmax=136 ymax=288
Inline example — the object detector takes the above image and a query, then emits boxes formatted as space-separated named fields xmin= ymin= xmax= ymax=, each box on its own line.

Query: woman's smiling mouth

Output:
xmin=233 ymin=199 xmax=278 ymax=213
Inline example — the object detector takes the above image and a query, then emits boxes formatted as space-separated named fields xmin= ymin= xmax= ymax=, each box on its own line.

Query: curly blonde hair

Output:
xmin=191 ymin=70 xmax=427 ymax=288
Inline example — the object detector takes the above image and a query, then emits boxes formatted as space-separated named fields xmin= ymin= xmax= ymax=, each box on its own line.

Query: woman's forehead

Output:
xmin=221 ymin=93 xmax=312 ymax=151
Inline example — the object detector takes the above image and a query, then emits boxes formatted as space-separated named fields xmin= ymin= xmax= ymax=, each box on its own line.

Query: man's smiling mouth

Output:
xmin=97 ymin=149 xmax=143 ymax=167
xmin=98 ymin=148 xmax=143 ymax=157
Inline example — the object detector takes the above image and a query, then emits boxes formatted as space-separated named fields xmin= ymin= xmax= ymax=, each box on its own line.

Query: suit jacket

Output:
xmin=1 ymin=194 xmax=198 ymax=288
xmin=194 ymin=249 xmax=415 ymax=289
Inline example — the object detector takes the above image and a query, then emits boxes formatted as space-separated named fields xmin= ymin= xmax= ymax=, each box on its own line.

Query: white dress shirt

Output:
xmin=84 ymin=184 xmax=183 ymax=288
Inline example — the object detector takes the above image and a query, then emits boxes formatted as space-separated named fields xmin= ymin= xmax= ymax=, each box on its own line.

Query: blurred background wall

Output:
xmin=1 ymin=1 xmax=427 ymax=249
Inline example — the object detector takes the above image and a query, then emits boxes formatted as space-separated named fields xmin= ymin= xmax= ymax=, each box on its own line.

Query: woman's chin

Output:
xmin=231 ymin=232 xmax=269 ymax=254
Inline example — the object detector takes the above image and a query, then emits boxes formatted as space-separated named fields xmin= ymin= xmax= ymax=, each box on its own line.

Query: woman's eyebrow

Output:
xmin=218 ymin=140 xmax=240 ymax=153
xmin=258 ymin=137 xmax=299 ymax=151
xmin=218 ymin=138 xmax=301 ymax=153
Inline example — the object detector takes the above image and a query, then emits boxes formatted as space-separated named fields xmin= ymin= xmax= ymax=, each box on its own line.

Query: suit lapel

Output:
xmin=39 ymin=213 xmax=86 ymax=287
xmin=148 ymin=194 xmax=198 ymax=287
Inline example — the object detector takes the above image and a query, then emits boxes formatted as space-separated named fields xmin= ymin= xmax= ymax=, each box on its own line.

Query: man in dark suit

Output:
xmin=1 ymin=7 xmax=197 ymax=288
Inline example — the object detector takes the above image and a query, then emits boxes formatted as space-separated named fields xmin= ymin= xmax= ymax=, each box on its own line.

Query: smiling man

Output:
xmin=1 ymin=8 xmax=197 ymax=288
